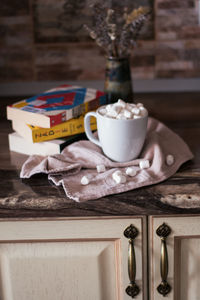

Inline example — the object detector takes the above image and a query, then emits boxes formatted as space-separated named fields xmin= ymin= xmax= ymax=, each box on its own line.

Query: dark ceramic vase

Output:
xmin=104 ymin=56 xmax=133 ymax=104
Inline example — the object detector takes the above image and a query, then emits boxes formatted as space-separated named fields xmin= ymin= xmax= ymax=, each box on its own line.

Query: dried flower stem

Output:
xmin=84 ymin=3 xmax=151 ymax=57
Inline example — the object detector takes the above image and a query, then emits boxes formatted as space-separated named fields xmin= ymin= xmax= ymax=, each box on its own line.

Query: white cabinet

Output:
xmin=1 ymin=215 xmax=200 ymax=300
xmin=0 ymin=217 xmax=147 ymax=300
xmin=150 ymin=215 xmax=200 ymax=300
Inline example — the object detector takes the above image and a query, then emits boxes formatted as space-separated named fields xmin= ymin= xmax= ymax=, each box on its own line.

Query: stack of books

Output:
xmin=7 ymin=84 xmax=106 ymax=156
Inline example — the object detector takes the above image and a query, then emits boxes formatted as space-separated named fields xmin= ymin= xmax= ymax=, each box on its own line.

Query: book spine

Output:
xmin=31 ymin=116 xmax=96 ymax=143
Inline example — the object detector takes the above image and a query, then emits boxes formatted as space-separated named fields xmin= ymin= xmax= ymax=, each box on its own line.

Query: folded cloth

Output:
xmin=20 ymin=117 xmax=194 ymax=202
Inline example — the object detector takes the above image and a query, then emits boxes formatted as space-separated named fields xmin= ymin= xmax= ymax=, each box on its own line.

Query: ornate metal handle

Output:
xmin=156 ymin=223 xmax=171 ymax=296
xmin=124 ymin=224 xmax=140 ymax=298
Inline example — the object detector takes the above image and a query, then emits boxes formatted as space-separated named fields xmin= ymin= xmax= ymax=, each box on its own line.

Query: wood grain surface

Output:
xmin=1 ymin=93 xmax=200 ymax=218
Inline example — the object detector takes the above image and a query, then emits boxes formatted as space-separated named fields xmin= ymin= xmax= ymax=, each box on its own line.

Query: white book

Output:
xmin=6 ymin=85 xmax=106 ymax=128
xmin=8 ymin=132 xmax=86 ymax=156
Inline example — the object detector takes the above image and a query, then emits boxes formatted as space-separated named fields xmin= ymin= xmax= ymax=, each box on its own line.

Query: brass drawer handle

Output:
xmin=124 ymin=224 xmax=140 ymax=298
xmin=156 ymin=223 xmax=171 ymax=296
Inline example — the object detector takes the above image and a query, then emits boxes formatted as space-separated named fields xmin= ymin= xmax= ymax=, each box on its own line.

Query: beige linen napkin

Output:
xmin=20 ymin=117 xmax=194 ymax=202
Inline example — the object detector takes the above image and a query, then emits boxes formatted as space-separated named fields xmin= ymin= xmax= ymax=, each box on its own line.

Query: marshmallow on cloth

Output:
xmin=20 ymin=117 xmax=193 ymax=202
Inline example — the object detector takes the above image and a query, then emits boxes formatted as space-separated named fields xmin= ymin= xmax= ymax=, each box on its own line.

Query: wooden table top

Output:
xmin=0 ymin=92 xmax=200 ymax=218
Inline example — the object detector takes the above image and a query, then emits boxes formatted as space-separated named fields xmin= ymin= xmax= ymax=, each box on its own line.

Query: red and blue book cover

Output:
xmin=7 ymin=84 xmax=106 ymax=128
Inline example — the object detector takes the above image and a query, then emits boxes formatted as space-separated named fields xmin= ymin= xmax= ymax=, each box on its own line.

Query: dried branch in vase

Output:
xmin=84 ymin=3 xmax=151 ymax=58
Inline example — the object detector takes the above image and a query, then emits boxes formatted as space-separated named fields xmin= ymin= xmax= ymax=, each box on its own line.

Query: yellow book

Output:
xmin=12 ymin=115 xmax=96 ymax=143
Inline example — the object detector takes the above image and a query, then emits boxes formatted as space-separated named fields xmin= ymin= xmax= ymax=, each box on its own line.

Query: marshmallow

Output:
xmin=123 ymin=109 xmax=133 ymax=119
xmin=112 ymin=170 xmax=126 ymax=184
xmin=116 ymin=113 xmax=127 ymax=120
xmin=131 ymin=107 xmax=140 ymax=115
xmin=126 ymin=167 xmax=137 ymax=177
xmin=106 ymin=102 xmax=123 ymax=118
xmin=99 ymin=108 xmax=107 ymax=115
xmin=118 ymin=175 xmax=127 ymax=184
xmin=112 ymin=103 xmax=122 ymax=114
xmin=96 ymin=164 xmax=106 ymax=173
xmin=106 ymin=104 xmax=113 ymax=111
xmin=136 ymin=103 xmax=144 ymax=108
xmin=139 ymin=160 xmax=150 ymax=169
xmin=112 ymin=170 xmax=122 ymax=177
xmin=117 ymin=99 xmax=126 ymax=108
xmin=112 ymin=171 xmax=119 ymax=182
xmin=81 ymin=175 xmax=91 ymax=185
xmin=113 ymin=174 xmax=127 ymax=184
xmin=134 ymin=115 xmax=141 ymax=119
xmin=106 ymin=110 xmax=118 ymax=118
xmin=125 ymin=103 xmax=134 ymax=111
xmin=166 ymin=154 xmax=174 ymax=166
xmin=139 ymin=108 xmax=147 ymax=117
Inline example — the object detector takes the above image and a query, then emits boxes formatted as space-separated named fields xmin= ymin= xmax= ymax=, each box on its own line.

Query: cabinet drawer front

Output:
xmin=150 ymin=215 xmax=200 ymax=300
xmin=0 ymin=217 xmax=146 ymax=300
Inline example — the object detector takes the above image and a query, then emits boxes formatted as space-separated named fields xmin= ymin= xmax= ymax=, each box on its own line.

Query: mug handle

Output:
xmin=84 ymin=111 xmax=101 ymax=147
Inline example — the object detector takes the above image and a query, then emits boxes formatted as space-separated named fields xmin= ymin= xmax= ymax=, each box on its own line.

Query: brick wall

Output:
xmin=0 ymin=0 xmax=200 ymax=83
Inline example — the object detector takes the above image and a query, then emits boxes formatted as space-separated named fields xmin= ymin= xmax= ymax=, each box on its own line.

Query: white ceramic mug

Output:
xmin=84 ymin=106 xmax=148 ymax=162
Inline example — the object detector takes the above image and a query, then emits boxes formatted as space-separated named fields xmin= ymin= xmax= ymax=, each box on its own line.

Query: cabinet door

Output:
xmin=150 ymin=215 xmax=200 ymax=300
xmin=0 ymin=217 xmax=146 ymax=300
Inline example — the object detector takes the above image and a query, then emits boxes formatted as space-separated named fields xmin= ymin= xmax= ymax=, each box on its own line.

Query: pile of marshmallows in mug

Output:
xmin=99 ymin=99 xmax=147 ymax=119
xmin=81 ymin=99 xmax=175 ymax=185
